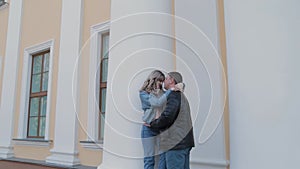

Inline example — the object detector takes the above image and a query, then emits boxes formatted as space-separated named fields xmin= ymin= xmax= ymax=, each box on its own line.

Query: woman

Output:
xmin=140 ymin=70 xmax=171 ymax=169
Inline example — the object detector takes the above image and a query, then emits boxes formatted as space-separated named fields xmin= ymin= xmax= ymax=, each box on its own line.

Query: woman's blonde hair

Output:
xmin=140 ymin=70 xmax=165 ymax=93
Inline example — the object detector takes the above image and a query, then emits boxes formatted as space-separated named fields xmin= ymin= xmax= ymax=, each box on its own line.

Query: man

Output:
xmin=149 ymin=72 xmax=195 ymax=169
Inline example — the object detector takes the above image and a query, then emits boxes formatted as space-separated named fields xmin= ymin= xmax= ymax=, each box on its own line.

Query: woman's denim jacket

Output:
xmin=139 ymin=90 xmax=171 ymax=124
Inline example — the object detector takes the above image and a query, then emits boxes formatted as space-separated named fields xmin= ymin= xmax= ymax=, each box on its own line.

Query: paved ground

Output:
xmin=0 ymin=160 xmax=63 ymax=169
xmin=0 ymin=159 xmax=97 ymax=169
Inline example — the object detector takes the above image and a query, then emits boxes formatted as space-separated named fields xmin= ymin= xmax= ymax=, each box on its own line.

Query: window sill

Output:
xmin=0 ymin=2 xmax=8 ymax=10
xmin=80 ymin=140 xmax=103 ymax=150
xmin=13 ymin=138 xmax=52 ymax=147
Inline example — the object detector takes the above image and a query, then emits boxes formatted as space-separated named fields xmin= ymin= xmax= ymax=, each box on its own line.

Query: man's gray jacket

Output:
xmin=150 ymin=91 xmax=195 ymax=151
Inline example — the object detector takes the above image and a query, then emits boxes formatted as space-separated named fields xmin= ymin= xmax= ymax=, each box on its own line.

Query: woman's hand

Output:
xmin=155 ymin=80 xmax=163 ymax=89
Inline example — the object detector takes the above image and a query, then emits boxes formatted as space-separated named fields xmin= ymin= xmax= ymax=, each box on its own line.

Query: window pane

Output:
xmin=43 ymin=53 xmax=50 ymax=72
xmin=102 ymin=34 xmax=109 ymax=58
xmin=30 ymin=97 xmax=40 ymax=116
xmin=42 ymin=72 xmax=48 ymax=91
xmin=31 ymin=74 xmax=41 ymax=93
xmin=101 ymin=59 xmax=108 ymax=82
xmin=39 ymin=117 xmax=46 ymax=137
xmin=40 ymin=96 xmax=47 ymax=116
xmin=33 ymin=55 xmax=42 ymax=74
xmin=28 ymin=117 xmax=38 ymax=137
xmin=101 ymin=88 xmax=106 ymax=113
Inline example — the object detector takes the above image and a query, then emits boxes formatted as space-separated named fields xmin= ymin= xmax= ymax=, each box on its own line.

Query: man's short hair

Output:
xmin=168 ymin=72 xmax=183 ymax=84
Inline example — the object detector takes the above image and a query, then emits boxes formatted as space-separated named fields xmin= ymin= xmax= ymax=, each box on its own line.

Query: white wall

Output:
xmin=0 ymin=0 xmax=23 ymax=158
xmin=99 ymin=1 xmax=175 ymax=169
xmin=0 ymin=56 xmax=2 ymax=103
xmin=175 ymin=0 xmax=228 ymax=168
xmin=224 ymin=0 xmax=300 ymax=169
xmin=46 ymin=0 xmax=82 ymax=166
xmin=0 ymin=56 xmax=2 ymax=83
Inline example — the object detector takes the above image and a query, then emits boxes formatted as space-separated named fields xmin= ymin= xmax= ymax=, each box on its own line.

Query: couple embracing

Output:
xmin=139 ymin=70 xmax=195 ymax=169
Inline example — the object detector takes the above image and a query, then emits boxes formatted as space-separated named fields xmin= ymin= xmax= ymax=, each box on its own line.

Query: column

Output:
xmin=98 ymin=0 xmax=174 ymax=169
xmin=46 ymin=0 xmax=82 ymax=166
xmin=0 ymin=0 xmax=23 ymax=159
xmin=224 ymin=0 xmax=300 ymax=169
xmin=174 ymin=0 xmax=228 ymax=168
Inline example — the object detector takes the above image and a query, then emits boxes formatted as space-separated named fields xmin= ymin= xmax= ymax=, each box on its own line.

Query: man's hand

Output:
xmin=143 ymin=123 xmax=151 ymax=127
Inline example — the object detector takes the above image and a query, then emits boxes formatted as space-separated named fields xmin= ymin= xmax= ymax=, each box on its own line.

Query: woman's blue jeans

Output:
xmin=141 ymin=125 xmax=166 ymax=169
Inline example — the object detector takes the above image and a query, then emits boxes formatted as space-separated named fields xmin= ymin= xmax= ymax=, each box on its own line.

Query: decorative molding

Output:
xmin=18 ymin=39 xmax=55 ymax=140
xmin=91 ymin=21 xmax=110 ymax=34
xmin=0 ymin=146 xmax=14 ymax=159
xmin=13 ymin=139 xmax=52 ymax=147
xmin=80 ymin=141 xmax=103 ymax=150
xmin=87 ymin=21 xmax=110 ymax=141
xmin=191 ymin=158 xmax=229 ymax=168
xmin=46 ymin=150 xmax=80 ymax=166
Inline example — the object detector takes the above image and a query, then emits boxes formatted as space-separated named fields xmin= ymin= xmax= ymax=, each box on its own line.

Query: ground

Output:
xmin=0 ymin=159 xmax=96 ymax=169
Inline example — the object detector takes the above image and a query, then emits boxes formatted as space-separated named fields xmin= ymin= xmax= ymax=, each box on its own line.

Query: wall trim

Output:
xmin=191 ymin=158 xmax=229 ymax=167
xmin=87 ymin=21 xmax=110 ymax=141
xmin=18 ymin=39 xmax=55 ymax=140
xmin=46 ymin=150 xmax=80 ymax=166
xmin=79 ymin=141 xmax=103 ymax=150
xmin=12 ymin=139 xmax=52 ymax=147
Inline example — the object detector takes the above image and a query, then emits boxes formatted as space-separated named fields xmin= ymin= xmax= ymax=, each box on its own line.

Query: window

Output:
xmin=86 ymin=21 xmax=109 ymax=147
xmin=0 ymin=0 xmax=4 ymax=6
xmin=0 ymin=0 xmax=7 ymax=7
xmin=18 ymin=40 xmax=54 ymax=144
xmin=98 ymin=33 xmax=109 ymax=140
xmin=27 ymin=50 xmax=50 ymax=138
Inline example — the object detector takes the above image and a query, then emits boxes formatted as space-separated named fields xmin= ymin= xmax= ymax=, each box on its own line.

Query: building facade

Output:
xmin=0 ymin=0 xmax=299 ymax=169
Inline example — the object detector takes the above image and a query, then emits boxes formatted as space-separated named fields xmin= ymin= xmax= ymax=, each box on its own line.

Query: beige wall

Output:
xmin=14 ymin=146 xmax=52 ymax=161
xmin=0 ymin=2 xmax=9 ymax=104
xmin=13 ymin=0 xmax=62 ymax=159
xmin=217 ymin=0 xmax=230 ymax=167
xmin=0 ymin=4 xmax=8 ymax=56
xmin=78 ymin=0 xmax=111 ymax=166
xmin=8 ymin=0 xmax=111 ymax=166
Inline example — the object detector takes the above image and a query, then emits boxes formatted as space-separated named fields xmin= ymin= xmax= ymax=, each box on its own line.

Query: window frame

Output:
xmin=98 ymin=32 xmax=109 ymax=140
xmin=26 ymin=50 xmax=50 ymax=139
xmin=86 ymin=21 xmax=110 ymax=147
xmin=17 ymin=40 xmax=54 ymax=143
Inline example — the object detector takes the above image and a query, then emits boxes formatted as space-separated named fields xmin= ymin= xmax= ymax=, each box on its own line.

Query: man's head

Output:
xmin=164 ymin=71 xmax=183 ymax=89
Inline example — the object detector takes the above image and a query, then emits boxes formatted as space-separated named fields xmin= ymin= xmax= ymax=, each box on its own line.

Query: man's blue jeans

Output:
xmin=161 ymin=147 xmax=192 ymax=169
xmin=141 ymin=125 xmax=166 ymax=169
